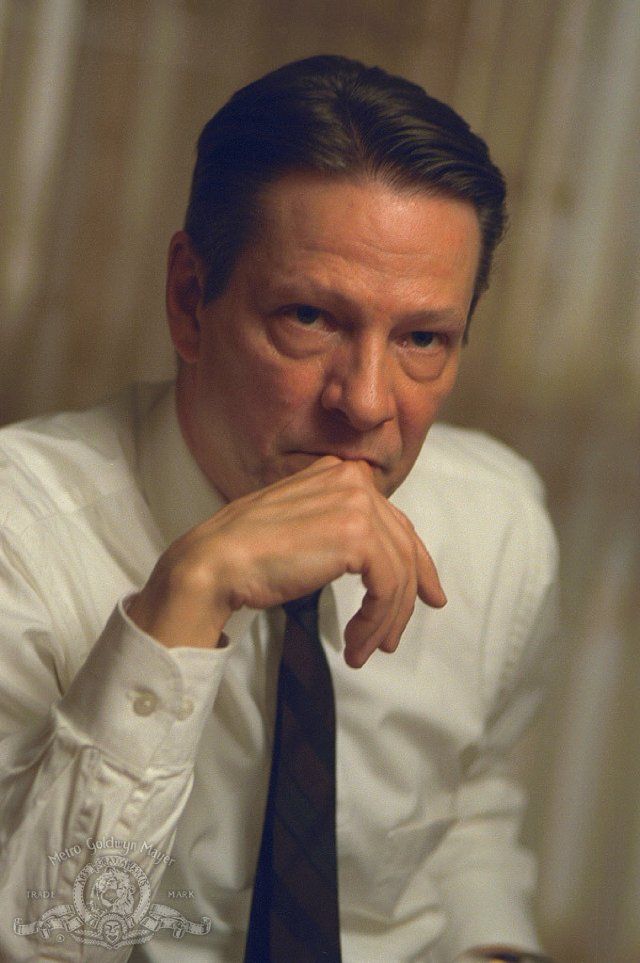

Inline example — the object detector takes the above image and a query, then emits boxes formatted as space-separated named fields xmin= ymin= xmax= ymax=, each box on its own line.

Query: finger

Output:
xmin=343 ymin=590 xmax=392 ymax=668
xmin=414 ymin=536 xmax=446 ymax=608
xmin=343 ymin=543 xmax=415 ymax=667
xmin=342 ymin=492 xmax=429 ymax=666
xmin=386 ymin=502 xmax=446 ymax=609
xmin=344 ymin=606 xmax=409 ymax=667
xmin=372 ymin=556 xmax=416 ymax=655
xmin=342 ymin=536 xmax=405 ymax=667
xmin=365 ymin=499 xmax=420 ymax=653
xmin=344 ymin=509 xmax=445 ymax=666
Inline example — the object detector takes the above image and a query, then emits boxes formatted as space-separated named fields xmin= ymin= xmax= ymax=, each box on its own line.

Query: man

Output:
xmin=0 ymin=57 xmax=557 ymax=961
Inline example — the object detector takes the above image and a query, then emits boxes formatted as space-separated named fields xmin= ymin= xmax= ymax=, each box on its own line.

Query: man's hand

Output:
xmin=128 ymin=456 xmax=445 ymax=667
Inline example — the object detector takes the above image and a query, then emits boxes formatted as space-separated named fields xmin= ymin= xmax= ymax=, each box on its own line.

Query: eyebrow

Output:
xmin=393 ymin=307 xmax=467 ymax=329
xmin=265 ymin=279 xmax=467 ymax=330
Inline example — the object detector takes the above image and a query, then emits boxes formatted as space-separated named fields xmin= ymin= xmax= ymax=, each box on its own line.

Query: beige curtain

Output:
xmin=1 ymin=2 xmax=638 ymax=959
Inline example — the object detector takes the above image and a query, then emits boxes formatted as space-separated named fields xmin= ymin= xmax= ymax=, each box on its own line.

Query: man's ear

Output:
xmin=166 ymin=231 xmax=206 ymax=363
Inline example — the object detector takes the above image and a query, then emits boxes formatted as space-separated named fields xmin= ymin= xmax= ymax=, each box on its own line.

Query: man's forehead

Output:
xmin=248 ymin=172 xmax=477 ymax=281
xmin=220 ymin=173 xmax=480 ymax=338
xmin=252 ymin=172 xmax=481 ymax=262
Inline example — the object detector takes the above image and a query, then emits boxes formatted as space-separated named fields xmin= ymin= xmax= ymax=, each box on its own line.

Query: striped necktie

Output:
xmin=244 ymin=590 xmax=342 ymax=962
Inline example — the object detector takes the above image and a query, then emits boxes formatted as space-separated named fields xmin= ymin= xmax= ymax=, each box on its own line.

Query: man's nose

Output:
xmin=320 ymin=340 xmax=395 ymax=431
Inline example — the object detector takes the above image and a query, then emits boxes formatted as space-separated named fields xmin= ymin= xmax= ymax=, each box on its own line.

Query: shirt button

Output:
xmin=132 ymin=689 xmax=158 ymax=716
xmin=176 ymin=698 xmax=194 ymax=721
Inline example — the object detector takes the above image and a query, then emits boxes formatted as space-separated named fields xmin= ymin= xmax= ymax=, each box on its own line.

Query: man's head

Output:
xmin=184 ymin=55 xmax=506 ymax=320
xmin=168 ymin=57 xmax=505 ymax=502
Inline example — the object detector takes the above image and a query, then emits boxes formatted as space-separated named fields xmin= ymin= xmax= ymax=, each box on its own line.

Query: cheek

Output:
xmin=398 ymin=372 xmax=457 ymax=450
xmin=401 ymin=388 xmax=443 ymax=435
xmin=248 ymin=350 xmax=324 ymax=414
xmin=418 ymin=353 xmax=461 ymax=418
xmin=235 ymin=357 xmax=323 ymax=446
xmin=247 ymin=364 xmax=318 ymax=434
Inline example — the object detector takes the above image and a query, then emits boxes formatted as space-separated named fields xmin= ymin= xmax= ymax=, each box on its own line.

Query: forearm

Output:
xmin=1 ymin=733 xmax=194 ymax=962
xmin=0 ymin=602 xmax=230 ymax=961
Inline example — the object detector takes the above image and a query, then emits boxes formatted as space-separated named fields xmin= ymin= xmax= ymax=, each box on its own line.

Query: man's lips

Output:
xmin=287 ymin=450 xmax=386 ymax=470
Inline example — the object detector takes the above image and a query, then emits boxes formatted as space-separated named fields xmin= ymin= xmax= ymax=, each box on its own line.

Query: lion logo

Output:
xmin=14 ymin=854 xmax=211 ymax=949
xmin=89 ymin=866 xmax=137 ymax=916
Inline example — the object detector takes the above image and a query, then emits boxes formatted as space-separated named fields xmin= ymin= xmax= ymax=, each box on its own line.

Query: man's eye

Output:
xmin=294 ymin=305 xmax=322 ymax=325
xmin=409 ymin=331 xmax=439 ymax=348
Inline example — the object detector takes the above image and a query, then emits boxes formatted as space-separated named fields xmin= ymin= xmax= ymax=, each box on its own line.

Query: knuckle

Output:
xmin=384 ymin=584 xmax=400 ymax=606
xmin=397 ymin=511 xmax=416 ymax=536
xmin=401 ymin=525 xmax=422 ymax=562
xmin=345 ymin=485 xmax=372 ymax=514
xmin=389 ymin=504 xmax=417 ymax=541
xmin=378 ymin=571 xmax=401 ymax=602
xmin=341 ymin=505 xmax=371 ymax=542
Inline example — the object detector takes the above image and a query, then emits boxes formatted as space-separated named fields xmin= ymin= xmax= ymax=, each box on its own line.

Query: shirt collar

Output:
xmin=138 ymin=382 xmax=226 ymax=545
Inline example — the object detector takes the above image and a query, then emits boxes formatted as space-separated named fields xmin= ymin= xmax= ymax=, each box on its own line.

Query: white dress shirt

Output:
xmin=0 ymin=382 xmax=558 ymax=962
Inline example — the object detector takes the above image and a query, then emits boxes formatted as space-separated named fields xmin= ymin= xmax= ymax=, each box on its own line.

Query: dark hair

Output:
xmin=185 ymin=55 xmax=507 ymax=319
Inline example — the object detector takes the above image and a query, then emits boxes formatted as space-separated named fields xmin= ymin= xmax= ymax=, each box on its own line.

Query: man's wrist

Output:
xmin=126 ymin=589 xmax=230 ymax=649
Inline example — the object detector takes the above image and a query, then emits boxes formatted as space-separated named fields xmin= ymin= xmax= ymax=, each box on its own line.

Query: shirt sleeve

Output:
xmin=0 ymin=536 xmax=250 ymax=963
xmin=429 ymin=487 xmax=560 ymax=960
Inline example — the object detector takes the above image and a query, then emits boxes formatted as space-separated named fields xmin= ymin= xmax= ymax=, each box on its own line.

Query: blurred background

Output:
xmin=0 ymin=1 xmax=638 ymax=959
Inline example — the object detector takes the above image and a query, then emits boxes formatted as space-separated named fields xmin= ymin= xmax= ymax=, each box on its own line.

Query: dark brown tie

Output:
xmin=244 ymin=590 xmax=342 ymax=962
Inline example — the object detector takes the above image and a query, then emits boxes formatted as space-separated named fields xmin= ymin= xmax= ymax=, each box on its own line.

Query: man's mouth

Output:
xmin=288 ymin=450 xmax=385 ymax=470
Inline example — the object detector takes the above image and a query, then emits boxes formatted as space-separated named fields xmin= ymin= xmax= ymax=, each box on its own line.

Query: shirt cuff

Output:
xmin=56 ymin=598 xmax=255 ymax=772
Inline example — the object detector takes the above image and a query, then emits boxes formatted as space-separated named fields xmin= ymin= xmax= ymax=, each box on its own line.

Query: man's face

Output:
xmin=175 ymin=174 xmax=481 ymax=500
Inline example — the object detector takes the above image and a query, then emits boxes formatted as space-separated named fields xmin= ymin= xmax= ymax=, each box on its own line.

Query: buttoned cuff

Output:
xmin=56 ymin=597 xmax=256 ymax=772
